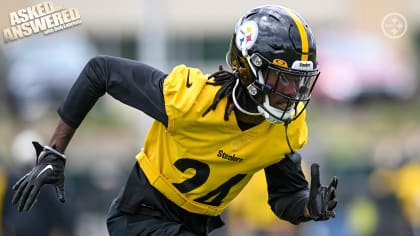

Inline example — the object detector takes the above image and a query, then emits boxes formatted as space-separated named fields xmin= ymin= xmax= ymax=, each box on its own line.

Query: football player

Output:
xmin=12 ymin=5 xmax=338 ymax=236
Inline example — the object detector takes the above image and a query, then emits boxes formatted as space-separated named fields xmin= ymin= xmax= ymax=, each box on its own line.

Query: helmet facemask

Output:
xmin=249 ymin=54 xmax=320 ymax=123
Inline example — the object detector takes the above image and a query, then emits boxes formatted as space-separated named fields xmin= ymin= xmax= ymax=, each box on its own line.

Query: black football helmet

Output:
xmin=227 ymin=5 xmax=320 ymax=123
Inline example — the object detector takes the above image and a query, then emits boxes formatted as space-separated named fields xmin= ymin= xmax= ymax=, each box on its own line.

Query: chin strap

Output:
xmin=232 ymin=78 xmax=263 ymax=116
xmin=284 ymin=120 xmax=294 ymax=152
xmin=284 ymin=120 xmax=302 ymax=162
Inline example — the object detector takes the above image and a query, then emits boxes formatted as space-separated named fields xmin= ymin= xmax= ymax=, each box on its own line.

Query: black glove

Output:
xmin=306 ymin=163 xmax=338 ymax=221
xmin=12 ymin=141 xmax=66 ymax=212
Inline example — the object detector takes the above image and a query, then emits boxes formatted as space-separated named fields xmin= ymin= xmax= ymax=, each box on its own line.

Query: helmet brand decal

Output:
xmin=272 ymin=59 xmax=288 ymax=68
xmin=235 ymin=21 xmax=258 ymax=52
xmin=291 ymin=61 xmax=313 ymax=71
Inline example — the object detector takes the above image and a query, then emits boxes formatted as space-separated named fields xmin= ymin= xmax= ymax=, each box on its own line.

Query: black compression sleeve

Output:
xmin=264 ymin=155 xmax=309 ymax=225
xmin=58 ymin=55 xmax=168 ymax=128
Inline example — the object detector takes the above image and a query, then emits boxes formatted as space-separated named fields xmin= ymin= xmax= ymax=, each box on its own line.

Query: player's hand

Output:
xmin=12 ymin=141 xmax=66 ymax=212
xmin=306 ymin=163 xmax=338 ymax=221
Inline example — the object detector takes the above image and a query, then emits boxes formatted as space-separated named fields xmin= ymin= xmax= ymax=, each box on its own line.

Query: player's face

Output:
xmin=263 ymin=69 xmax=299 ymax=111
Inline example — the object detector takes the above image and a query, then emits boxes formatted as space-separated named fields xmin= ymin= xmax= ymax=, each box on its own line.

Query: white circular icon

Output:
xmin=381 ymin=12 xmax=407 ymax=39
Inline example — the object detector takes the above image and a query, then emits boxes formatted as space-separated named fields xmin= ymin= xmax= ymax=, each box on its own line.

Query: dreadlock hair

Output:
xmin=202 ymin=65 xmax=244 ymax=121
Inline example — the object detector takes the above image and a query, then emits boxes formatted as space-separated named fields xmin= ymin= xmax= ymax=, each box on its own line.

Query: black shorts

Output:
xmin=106 ymin=163 xmax=224 ymax=236
xmin=106 ymin=194 xmax=196 ymax=236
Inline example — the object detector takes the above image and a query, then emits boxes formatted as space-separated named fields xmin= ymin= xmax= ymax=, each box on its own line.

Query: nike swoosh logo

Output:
xmin=37 ymin=164 xmax=53 ymax=178
xmin=186 ymin=69 xmax=192 ymax=88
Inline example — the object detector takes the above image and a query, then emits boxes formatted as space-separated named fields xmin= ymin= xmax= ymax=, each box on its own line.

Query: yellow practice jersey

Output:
xmin=136 ymin=65 xmax=308 ymax=216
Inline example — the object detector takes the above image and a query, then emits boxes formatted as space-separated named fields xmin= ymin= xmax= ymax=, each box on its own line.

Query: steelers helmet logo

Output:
xmin=381 ymin=12 xmax=407 ymax=39
xmin=235 ymin=21 xmax=258 ymax=52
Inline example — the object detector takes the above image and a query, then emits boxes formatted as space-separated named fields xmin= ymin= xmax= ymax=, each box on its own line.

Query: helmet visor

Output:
xmin=264 ymin=65 xmax=320 ymax=103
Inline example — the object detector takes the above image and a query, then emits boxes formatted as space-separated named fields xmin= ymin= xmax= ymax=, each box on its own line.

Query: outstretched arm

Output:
xmin=53 ymin=55 xmax=168 ymax=150
xmin=58 ymin=55 xmax=168 ymax=129
xmin=12 ymin=55 xmax=168 ymax=211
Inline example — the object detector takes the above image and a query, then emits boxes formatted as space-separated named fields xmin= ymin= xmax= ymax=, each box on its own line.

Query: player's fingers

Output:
xmin=325 ymin=186 xmax=334 ymax=204
xmin=55 ymin=184 xmax=66 ymax=203
xmin=23 ymin=184 xmax=42 ymax=211
xmin=12 ymin=180 xmax=28 ymax=206
xmin=329 ymin=186 xmax=336 ymax=201
xmin=329 ymin=176 xmax=338 ymax=189
xmin=326 ymin=210 xmax=335 ymax=218
xmin=12 ymin=173 xmax=29 ymax=191
xmin=328 ymin=199 xmax=338 ymax=210
xmin=310 ymin=163 xmax=321 ymax=189
xmin=18 ymin=184 xmax=34 ymax=212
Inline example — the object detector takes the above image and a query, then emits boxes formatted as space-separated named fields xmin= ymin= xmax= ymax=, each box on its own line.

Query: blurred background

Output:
xmin=1 ymin=0 xmax=419 ymax=235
